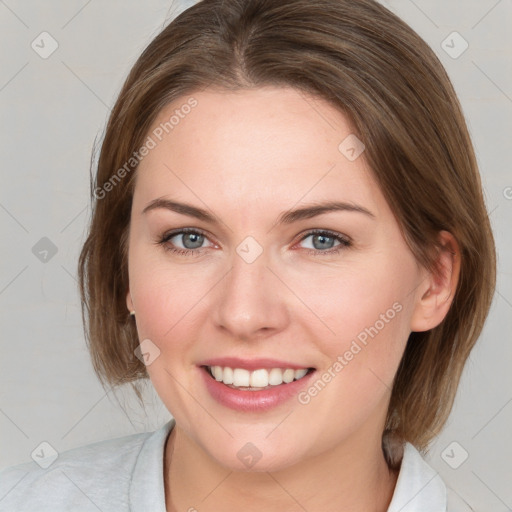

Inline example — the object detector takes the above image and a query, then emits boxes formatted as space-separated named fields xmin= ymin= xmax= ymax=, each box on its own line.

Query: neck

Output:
xmin=164 ymin=422 xmax=399 ymax=512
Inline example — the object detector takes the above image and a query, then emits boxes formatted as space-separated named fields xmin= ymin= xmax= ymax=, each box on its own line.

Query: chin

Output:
xmin=216 ymin=446 xmax=303 ymax=473
xmin=190 ymin=429 xmax=307 ymax=474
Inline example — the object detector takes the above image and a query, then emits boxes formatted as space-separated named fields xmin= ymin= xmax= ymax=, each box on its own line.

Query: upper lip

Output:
xmin=199 ymin=357 xmax=314 ymax=371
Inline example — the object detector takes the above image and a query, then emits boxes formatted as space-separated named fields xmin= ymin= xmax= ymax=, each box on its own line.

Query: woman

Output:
xmin=0 ymin=0 xmax=496 ymax=510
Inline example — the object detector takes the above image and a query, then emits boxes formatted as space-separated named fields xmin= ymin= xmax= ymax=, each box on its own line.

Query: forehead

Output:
xmin=134 ymin=86 xmax=385 ymax=219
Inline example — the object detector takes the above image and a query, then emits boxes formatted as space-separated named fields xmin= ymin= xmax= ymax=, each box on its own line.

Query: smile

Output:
xmin=206 ymin=365 xmax=312 ymax=390
xmin=199 ymin=361 xmax=317 ymax=412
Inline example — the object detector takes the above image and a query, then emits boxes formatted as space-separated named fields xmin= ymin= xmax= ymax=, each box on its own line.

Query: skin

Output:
xmin=125 ymin=86 xmax=460 ymax=512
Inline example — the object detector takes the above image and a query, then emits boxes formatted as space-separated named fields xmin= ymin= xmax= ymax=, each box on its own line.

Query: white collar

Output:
xmin=387 ymin=442 xmax=446 ymax=511
xmin=129 ymin=420 xmax=446 ymax=511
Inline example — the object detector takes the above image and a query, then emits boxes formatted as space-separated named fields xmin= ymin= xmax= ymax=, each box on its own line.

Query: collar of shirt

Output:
xmin=129 ymin=419 xmax=447 ymax=512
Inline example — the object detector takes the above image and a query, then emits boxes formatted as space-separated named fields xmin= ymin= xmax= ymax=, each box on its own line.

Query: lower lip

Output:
xmin=200 ymin=367 xmax=316 ymax=412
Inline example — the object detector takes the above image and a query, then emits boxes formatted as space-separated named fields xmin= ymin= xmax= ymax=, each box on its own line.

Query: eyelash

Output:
xmin=157 ymin=228 xmax=352 ymax=257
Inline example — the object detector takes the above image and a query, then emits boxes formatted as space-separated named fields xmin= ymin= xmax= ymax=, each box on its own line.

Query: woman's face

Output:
xmin=126 ymin=86 xmax=430 ymax=471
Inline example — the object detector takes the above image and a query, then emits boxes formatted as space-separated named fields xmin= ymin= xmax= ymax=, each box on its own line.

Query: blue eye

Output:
xmin=171 ymin=231 xmax=205 ymax=249
xmin=159 ymin=228 xmax=211 ymax=256
xmin=157 ymin=228 xmax=351 ymax=256
xmin=297 ymin=230 xmax=352 ymax=255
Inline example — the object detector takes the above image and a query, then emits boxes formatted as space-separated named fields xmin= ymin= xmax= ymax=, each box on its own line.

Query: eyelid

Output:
xmin=293 ymin=229 xmax=352 ymax=255
xmin=160 ymin=227 xmax=350 ymax=245
xmin=159 ymin=227 xmax=352 ymax=257
xmin=161 ymin=227 xmax=211 ymax=240
xmin=296 ymin=228 xmax=351 ymax=244
xmin=160 ymin=227 xmax=216 ymax=248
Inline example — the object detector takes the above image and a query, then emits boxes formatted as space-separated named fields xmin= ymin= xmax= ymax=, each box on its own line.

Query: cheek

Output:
xmin=289 ymin=264 xmax=413 ymax=446
xmin=128 ymin=245 xmax=212 ymax=339
xmin=294 ymin=253 xmax=416 ymax=382
xmin=127 ymin=252 xmax=221 ymax=400
xmin=302 ymin=261 xmax=410 ymax=325
xmin=128 ymin=261 xmax=211 ymax=414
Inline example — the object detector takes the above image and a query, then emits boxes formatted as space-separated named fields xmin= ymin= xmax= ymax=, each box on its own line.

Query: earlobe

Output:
xmin=410 ymin=231 xmax=461 ymax=332
xmin=126 ymin=291 xmax=134 ymax=315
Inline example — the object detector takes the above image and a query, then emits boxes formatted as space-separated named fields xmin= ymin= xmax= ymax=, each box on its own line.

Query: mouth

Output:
xmin=202 ymin=365 xmax=316 ymax=391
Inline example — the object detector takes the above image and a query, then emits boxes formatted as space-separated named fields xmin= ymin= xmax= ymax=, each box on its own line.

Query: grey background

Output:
xmin=0 ymin=1 xmax=511 ymax=510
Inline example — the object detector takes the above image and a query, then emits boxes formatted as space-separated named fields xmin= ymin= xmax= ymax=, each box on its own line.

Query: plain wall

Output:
xmin=0 ymin=1 xmax=511 ymax=510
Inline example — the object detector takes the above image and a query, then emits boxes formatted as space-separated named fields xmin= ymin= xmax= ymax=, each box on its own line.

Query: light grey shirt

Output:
xmin=0 ymin=419 xmax=473 ymax=511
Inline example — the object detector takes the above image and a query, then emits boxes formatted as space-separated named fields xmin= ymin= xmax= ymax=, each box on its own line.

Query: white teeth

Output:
xmin=294 ymin=368 xmax=308 ymax=380
xmin=233 ymin=368 xmax=250 ymax=387
xmin=250 ymin=369 xmax=268 ymax=387
xmin=268 ymin=368 xmax=283 ymax=385
xmin=207 ymin=366 xmax=310 ymax=389
xmin=282 ymin=369 xmax=295 ymax=383
xmin=213 ymin=366 xmax=223 ymax=381
xmin=223 ymin=366 xmax=234 ymax=384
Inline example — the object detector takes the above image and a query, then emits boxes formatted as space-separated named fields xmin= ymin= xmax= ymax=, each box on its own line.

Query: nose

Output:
xmin=212 ymin=249 xmax=290 ymax=341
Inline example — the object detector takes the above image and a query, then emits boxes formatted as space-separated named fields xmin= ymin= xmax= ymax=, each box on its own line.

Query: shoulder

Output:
xmin=0 ymin=421 xmax=172 ymax=512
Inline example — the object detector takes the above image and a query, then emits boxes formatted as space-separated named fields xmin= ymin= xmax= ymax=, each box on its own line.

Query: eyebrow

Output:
xmin=142 ymin=198 xmax=376 ymax=224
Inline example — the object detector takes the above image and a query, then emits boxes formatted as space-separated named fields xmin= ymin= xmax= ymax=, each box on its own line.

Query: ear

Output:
xmin=126 ymin=290 xmax=134 ymax=314
xmin=410 ymin=230 xmax=461 ymax=332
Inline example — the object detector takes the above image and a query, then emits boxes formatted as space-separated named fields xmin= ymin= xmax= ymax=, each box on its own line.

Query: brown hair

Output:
xmin=78 ymin=0 xmax=496 ymax=452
